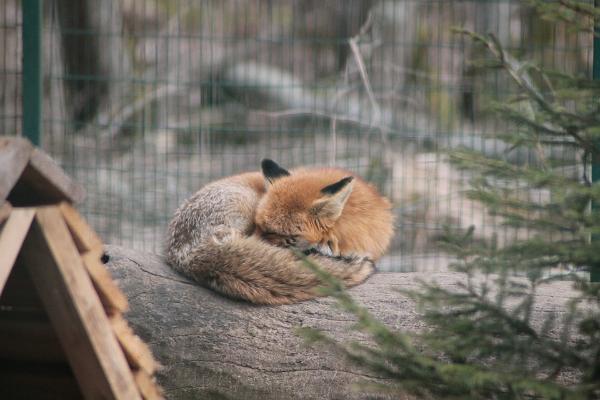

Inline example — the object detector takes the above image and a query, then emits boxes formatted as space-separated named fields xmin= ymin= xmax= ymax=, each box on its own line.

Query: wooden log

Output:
xmin=221 ymin=63 xmax=572 ymax=166
xmin=21 ymin=207 xmax=141 ymax=400
xmin=104 ymin=245 xmax=581 ymax=400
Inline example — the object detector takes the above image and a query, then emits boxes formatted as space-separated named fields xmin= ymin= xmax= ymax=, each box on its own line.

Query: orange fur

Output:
xmin=255 ymin=166 xmax=395 ymax=260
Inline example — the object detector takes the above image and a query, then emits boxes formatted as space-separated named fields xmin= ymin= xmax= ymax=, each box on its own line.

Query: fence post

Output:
xmin=22 ymin=0 xmax=43 ymax=146
xmin=592 ymin=0 xmax=600 ymax=282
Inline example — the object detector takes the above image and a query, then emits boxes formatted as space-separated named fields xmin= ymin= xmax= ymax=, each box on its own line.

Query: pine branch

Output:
xmin=453 ymin=29 xmax=600 ymax=156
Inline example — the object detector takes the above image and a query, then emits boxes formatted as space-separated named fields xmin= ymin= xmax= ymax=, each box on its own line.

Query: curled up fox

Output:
xmin=166 ymin=159 xmax=394 ymax=305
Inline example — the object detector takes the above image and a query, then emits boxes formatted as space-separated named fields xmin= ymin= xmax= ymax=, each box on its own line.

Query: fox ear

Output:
xmin=311 ymin=176 xmax=354 ymax=220
xmin=261 ymin=159 xmax=290 ymax=187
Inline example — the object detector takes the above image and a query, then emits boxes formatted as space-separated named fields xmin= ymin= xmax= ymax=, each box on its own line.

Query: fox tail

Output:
xmin=167 ymin=234 xmax=375 ymax=305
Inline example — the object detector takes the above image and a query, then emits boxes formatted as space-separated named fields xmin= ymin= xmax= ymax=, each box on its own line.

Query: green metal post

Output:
xmin=592 ymin=0 xmax=600 ymax=282
xmin=22 ymin=0 xmax=43 ymax=146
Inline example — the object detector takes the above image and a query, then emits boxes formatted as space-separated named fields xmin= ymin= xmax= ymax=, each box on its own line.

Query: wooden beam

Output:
xmin=109 ymin=313 xmax=158 ymax=375
xmin=59 ymin=202 xmax=103 ymax=255
xmin=133 ymin=369 xmax=164 ymax=400
xmin=58 ymin=202 xmax=128 ymax=312
xmin=0 ymin=201 xmax=12 ymax=224
xmin=21 ymin=206 xmax=141 ymax=400
xmin=0 ymin=208 xmax=35 ymax=293
xmin=0 ymin=137 xmax=33 ymax=202
xmin=82 ymin=251 xmax=129 ymax=313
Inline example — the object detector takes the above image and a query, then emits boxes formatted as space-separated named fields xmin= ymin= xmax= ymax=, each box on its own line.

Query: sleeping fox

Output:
xmin=256 ymin=159 xmax=394 ymax=260
xmin=165 ymin=159 xmax=394 ymax=305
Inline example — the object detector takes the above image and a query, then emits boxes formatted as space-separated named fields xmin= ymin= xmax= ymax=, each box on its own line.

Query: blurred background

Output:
xmin=1 ymin=0 xmax=594 ymax=271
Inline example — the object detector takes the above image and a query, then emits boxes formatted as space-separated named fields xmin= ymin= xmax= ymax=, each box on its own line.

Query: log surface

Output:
xmin=104 ymin=245 xmax=579 ymax=400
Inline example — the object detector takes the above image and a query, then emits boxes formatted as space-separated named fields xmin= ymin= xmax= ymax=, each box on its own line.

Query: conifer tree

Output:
xmin=300 ymin=2 xmax=600 ymax=398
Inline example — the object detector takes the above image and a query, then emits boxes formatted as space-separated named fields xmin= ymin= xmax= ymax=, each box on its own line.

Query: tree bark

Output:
xmin=104 ymin=245 xmax=580 ymax=400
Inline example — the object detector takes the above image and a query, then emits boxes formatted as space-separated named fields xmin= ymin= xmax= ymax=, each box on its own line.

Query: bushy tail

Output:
xmin=168 ymin=235 xmax=375 ymax=305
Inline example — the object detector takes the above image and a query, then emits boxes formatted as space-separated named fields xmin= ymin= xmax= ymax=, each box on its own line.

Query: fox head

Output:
xmin=255 ymin=159 xmax=355 ymax=250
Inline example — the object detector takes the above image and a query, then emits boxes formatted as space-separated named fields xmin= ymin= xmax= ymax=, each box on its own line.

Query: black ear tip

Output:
xmin=261 ymin=158 xmax=275 ymax=169
xmin=261 ymin=159 xmax=290 ymax=180
xmin=321 ymin=175 xmax=355 ymax=195
xmin=261 ymin=159 xmax=280 ymax=172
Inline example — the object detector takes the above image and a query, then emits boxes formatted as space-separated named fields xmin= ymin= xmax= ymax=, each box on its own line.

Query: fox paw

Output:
xmin=349 ymin=257 xmax=376 ymax=284
xmin=363 ymin=258 xmax=377 ymax=276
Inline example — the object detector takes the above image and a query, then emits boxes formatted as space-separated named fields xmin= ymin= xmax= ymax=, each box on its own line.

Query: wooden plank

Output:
xmin=0 ymin=201 xmax=12 ymax=224
xmin=0 ymin=136 xmax=33 ymax=202
xmin=28 ymin=147 xmax=86 ymax=203
xmin=7 ymin=149 xmax=86 ymax=206
xmin=0 ymin=258 xmax=45 ymax=310
xmin=0 ymin=208 xmax=35 ymax=293
xmin=57 ymin=203 xmax=129 ymax=312
xmin=21 ymin=206 xmax=141 ymax=400
xmin=109 ymin=313 xmax=158 ymax=375
xmin=0 ymin=314 xmax=66 ymax=363
xmin=59 ymin=202 xmax=103 ymax=254
xmin=0 ymin=361 xmax=82 ymax=399
xmin=0 ymin=137 xmax=85 ymax=206
xmin=133 ymin=369 xmax=164 ymax=400
xmin=82 ymin=251 xmax=129 ymax=313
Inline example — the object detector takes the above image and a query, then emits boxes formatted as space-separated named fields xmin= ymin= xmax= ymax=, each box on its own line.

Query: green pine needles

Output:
xmin=298 ymin=2 xmax=600 ymax=399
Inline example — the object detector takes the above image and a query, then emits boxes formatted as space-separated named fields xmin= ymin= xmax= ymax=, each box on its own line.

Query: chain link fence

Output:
xmin=1 ymin=0 xmax=594 ymax=271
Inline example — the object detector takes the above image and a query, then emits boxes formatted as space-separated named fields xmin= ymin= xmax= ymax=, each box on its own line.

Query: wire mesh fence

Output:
xmin=1 ymin=0 xmax=594 ymax=271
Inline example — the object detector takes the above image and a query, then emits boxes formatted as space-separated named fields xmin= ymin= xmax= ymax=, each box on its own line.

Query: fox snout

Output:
xmin=263 ymin=233 xmax=314 ymax=251
xmin=261 ymin=232 xmax=297 ymax=248
xmin=254 ymin=228 xmax=333 ymax=255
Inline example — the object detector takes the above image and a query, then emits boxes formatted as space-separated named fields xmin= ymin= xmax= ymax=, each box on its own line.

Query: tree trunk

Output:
xmin=54 ymin=0 xmax=130 ymax=127
xmin=104 ymin=245 xmax=579 ymax=400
